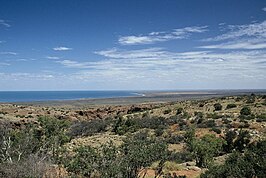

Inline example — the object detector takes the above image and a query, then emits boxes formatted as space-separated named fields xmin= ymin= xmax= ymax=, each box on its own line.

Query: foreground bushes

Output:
xmin=184 ymin=128 xmax=224 ymax=168
xmin=0 ymin=116 xmax=70 ymax=177
xmin=63 ymin=131 xmax=169 ymax=178
xmin=201 ymin=140 xmax=266 ymax=178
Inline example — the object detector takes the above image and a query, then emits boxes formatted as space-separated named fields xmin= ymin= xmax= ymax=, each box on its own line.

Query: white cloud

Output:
xmin=57 ymin=60 xmax=92 ymax=69
xmin=200 ymin=20 xmax=266 ymax=50
xmin=46 ymin=56 xmax=60 ymax=60
xmin=199 ymin=39 xmax=266 ymax=50
xmin=0 ymin=73 xmax=54 ymax=80
xmin=0 ymin=62 xmax=10 ymax=66
xmin=0 ymin=52 xmax=17 ymax=55
xmin=0 ymin=19 xmax=11 ymax=27
xmin=55 ymin=48 xmax=266 ymax=89
xmin=95 ymin=48 xmax=168 ymax=59
xmin=118 ymin=26 xmax=208 ymax=45
xmin=53 ymin=47 xmax=72 ymax=51
xmin=262 ymin=7 xmax=266 ymax=12
xmin=204 ymin=21 xmax=266 ymax=41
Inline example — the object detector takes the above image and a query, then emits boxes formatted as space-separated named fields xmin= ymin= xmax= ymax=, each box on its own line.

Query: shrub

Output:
xmin=164 ymin=108 xmax=172 ymax=115
xmin=69 ymin=119 xmax=109 ymax=137
xmin=155 ymin=125 xmax=165 ymax=136
xmin=210 ymin=127 xmax=222 ymax=134
xmin=240 ymin=106 xmax=251 ymax=116
xmin=198 ymin=119 xmax=216 ymax=128
xmin=226 ymin=103 xmax=237 ymax=109
xmin=201 ymin=140 xmax=266 ymax=178
xmin=213 ymin=103 xmax=222 ymax=111
xmin=246 ymin=96 xmax=255 ymax=103
xmin=194 ymin=111 xmax=203 ymax=119
xmin=199 ymin=103 xmax=205 ymax=107
xmin=0 ymin=154 xmax=51 ymax=178
xmin=65 ymin=131 xmax=170 ymax=178
xmin=191 ymin=134 xmax=224 ymax=167
xmin=176 ymin=108 xmax=183 ymax=115
xmin=256 ymin=113 xmax=266 ymax=122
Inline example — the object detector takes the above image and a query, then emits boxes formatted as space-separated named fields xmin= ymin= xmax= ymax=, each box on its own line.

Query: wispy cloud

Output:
xmin=0 ymin=51 xmax=17 ymax=55
xmin=0 ymin=73 xmax=54 ymax=80
xmin=0 ymin=19 xmax=11 ymax=27
xmin=200 ymin=21 xmax=266 ymax=50
xmin=53 ymin=46 xmax=72 ymax=51
xmin=15 ymin=58 xmax=36 ymax=62
xmin=199 ymin=39 xmax=266 ymax=49
xmin=118 ymin=26 xmax=208 ymax=45
xmin=204 ymin=21 xmax=266 ymax=41
xmin=0 ymin=62 xmax=10 ymax=66
xmin=46 ymin=56 xmax=60 ymax=60
xmin=55 ymin=47 xmax=266 ymax=89
xmin=262 ymin=7 xmax=266 ymax=12
xmin=57 ymin=60 xmax=92 ymax=69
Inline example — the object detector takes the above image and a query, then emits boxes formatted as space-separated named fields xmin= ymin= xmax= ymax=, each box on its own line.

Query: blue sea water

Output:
xmin=0 ymin=91 xmax=140 ymax=102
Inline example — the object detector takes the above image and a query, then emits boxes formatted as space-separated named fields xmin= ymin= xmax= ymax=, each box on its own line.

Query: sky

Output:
xmin=0 ymin=0 xmax=266 ymax=91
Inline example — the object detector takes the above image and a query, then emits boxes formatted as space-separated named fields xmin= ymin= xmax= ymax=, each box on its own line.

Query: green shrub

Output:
xmin=194 ymin=111 xmax=203 ymax=119
xmin=226 ymin=103 xmax=237 ymax=109
xmin=240 ymin=106 xmax=251 ymax=116
xmin=210 ymin=127 xmax=222 ymax=134
xmin=213 ymin=103 xmax=222 ymax=111
xmin=70 ymin=119 xmax=109 ymax=137
xmin=191 ymin=134 xmax=224 ymax=167
xmin=164 ymin=108 xmax=172 ymax=114
xmin=256 ymin=113 xmax=266 ymax=122
xmin=199 ymin=103 xmax=205 ymax=107
xmin=176 ymin=107 xmax=183 ymax=115
xmin=201 ymin=140 xmax=266 ymax=178
xmin=198 ymin=119 xmax=216 ymax=128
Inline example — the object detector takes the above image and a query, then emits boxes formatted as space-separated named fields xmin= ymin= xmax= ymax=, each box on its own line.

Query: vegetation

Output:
xmin=0 ymin=94 xmax=265 ymax=177
xmin=213 ymin=103 xmax=222 ymax=111
xmin=201 ymin=140 xmax=266 ymax=178
xmin=185 ymin=128 xmax=224 ymax=167
xmin=226 ymin=103 xmax=237 ymax=109
xmin=240 ymin=106 xmax=251 ymax=116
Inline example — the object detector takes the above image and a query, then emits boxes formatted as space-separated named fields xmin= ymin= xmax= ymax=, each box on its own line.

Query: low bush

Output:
xmin=206 ymin=113 xmax=223 ymax=120
xmin=256 ymin=113 xmax=266 ymax=122
xmin=176 ymin=107 xmax=183 ymax=115
xmin=201 ymin=140 xmax=266 ymax=178
xmin=210 ymin=127 xmax=222 ymax=134
xmin=69 ymin=119 xmax=109 ymax=137
xmin=240 ymin=106 xmax=251 ymax=116
xmin=213 ymin=103 xmax=222 ymax=111
xmin=198 ymin=119 xmax=216 ymax=128
xmin=164 ymin=108 xmax=172 ymax=115
xmin=226 ymin=103 xmax=237 ymax=109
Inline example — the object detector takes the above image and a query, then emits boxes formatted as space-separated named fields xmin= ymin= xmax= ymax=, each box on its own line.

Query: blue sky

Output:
xmin=0 ymin=0 xmax=265 ymax=90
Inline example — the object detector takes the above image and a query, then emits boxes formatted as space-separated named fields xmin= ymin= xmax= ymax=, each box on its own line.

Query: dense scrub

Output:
xmin=0 ymin=94 xmax=266 ymax=177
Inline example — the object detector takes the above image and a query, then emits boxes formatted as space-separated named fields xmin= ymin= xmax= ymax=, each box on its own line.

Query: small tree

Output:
xmin=223 ymin=130 xmax=237 ymax=153
xmin=65 ymin=146 xmax=99 ymax=177
xmin=226 ymin=103 xmax=237 ymax=109
xmin=234 ymin=130 xmax=251 ymax=152
xmin=191 ymin=134 xmax=224 ymax=167
xmin=201 ymin=140 xmax=266 ymax=178
xmin=176 ymin=108 xmax=183 ymax=115
xmin=213 ymin=103 xmax=222 ymax=111
xmin=120 ymin=131 xmax=169 ymax=178
xmin=240 ymin=106 xmax=251 ymax=116
xmin=38 ymin=116 xmax=70 ymax=158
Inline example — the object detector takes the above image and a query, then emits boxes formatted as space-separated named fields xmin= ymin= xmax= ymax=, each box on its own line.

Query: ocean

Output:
xmin=0 ymin=91 xmax=140 ymax=102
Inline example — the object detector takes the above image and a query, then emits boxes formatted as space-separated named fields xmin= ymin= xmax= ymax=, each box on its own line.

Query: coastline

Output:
xmin=4 ymin=89 xmax=265 ymax=107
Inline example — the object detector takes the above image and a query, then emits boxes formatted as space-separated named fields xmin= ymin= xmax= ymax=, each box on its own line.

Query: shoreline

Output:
xmin=2 ymin=89 xmax=265 ymax=107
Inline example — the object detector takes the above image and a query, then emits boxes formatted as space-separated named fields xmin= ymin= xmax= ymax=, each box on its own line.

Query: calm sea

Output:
xmin=0 ymin=91 xmax=140 ymax=102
